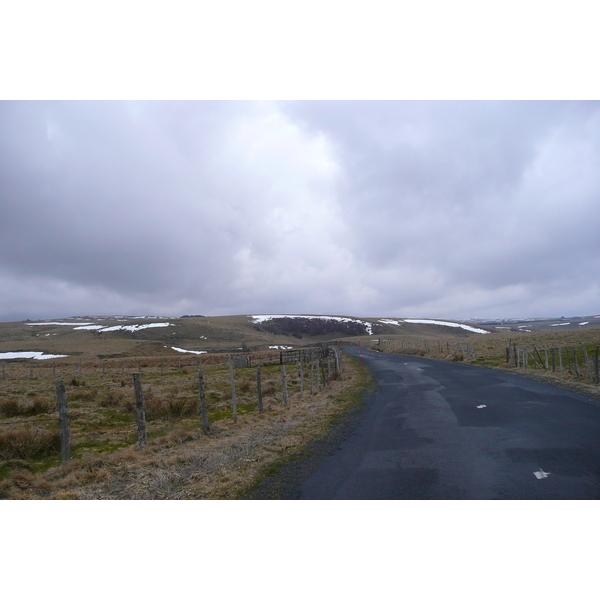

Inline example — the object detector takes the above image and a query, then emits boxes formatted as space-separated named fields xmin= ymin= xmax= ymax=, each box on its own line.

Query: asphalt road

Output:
xmin=298 ymin=348 xmax=600 ymax=499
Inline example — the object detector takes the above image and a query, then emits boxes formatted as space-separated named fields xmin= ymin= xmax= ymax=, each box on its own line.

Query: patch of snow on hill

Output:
xmin=269 ymin=345 xmax=293 ymax=350
xmin=403 ymin=319 xmax=489 ymax=334
xmin=27 ymin=322 xmax=94 ymax=326
xmin=379 ymin=319 xmax=402 ymax=326
xmin=550 ymin=323 xmax=570 ymax=327
xmin=252 ymin=315 xmax=374 ymax=335
xmin=579 ymin=322 xmax=589 ymax=326
xmin=0 ymin=351 xmax=68 ymax=360
xmin=97 ymin=323 xmax=173 ymax=333
xmin=171 ymin=347 xmax=207 ymax=354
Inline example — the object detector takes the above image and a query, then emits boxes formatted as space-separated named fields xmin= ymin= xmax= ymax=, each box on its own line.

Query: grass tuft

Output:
xmin=0 ymin=397 xmax=52 ymax=417
xmin=0 ymin=427 xmax=61 ymax=460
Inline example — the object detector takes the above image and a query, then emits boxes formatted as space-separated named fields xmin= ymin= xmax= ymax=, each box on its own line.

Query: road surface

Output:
xmin=298 ymin=348 xmax=600 ymax=499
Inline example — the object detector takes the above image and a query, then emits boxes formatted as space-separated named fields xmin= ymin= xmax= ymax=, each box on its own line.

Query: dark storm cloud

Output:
xmin=1 ymin=100 xmax=599 ymax=321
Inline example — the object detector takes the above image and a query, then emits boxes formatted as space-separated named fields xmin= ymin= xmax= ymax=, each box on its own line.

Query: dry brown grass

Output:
xmin=0 ymin=355 xmax=369 ymax=499
xmin=0 ymin=427 xmax=61 ymax=460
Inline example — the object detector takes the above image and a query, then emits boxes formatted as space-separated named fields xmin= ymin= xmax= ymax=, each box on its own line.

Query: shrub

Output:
xmin=0 ymin=398 xmax=51 ymax=417
xmin=70 ymin=388 xmax=98 ymax=402
xmin=25 ymin=398 xmax=51 ymax=415
xmin=0 ymin=427 xmax=61 ymax=460
xmin=0 ymin=398 xmax=20 ymax=418
xmin=144 ymin=397 xmax=197 ymax=420
xmin=99 ymin=389 xmax=125 ymax=407
xmin=263 ymin=384 xmax=277 ymax=397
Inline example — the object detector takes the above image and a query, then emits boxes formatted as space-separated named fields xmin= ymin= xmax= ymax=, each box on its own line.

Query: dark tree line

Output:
xmin=254 ymin=317 xmax=374 ymax=338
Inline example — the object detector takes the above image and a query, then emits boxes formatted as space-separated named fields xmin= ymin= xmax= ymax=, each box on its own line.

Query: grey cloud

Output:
xmin=281 ymin=101 xmax=600 ymax=314
xmin=1 ymin=100 xmax=599 ymax=321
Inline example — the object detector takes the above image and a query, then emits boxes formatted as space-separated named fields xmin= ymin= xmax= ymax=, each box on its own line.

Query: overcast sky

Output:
xmin=1 ymin=100 xmax=599 ymax=322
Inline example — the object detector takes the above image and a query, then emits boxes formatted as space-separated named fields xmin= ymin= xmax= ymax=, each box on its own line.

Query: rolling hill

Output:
xmin=1 ymin=313 xmax=598 ymax=362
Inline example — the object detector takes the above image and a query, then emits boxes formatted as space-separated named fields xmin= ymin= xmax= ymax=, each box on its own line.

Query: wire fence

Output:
xmin=0 ymin=346 xmax=346 ymax=464
xmin=373 ymin=338 xmax=476 ymax=360
xmin=506 ymin=342 xmax=600 ymax=383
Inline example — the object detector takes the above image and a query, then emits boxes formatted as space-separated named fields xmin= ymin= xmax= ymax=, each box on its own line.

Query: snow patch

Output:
xmin=27 ymin=322 xmax=94 ymax=326
xmin=97 ymin=323 xmax=173 ymax=333
xmin=379 ymin=319 xmax=402 ymax=326
xmin=0 ymin=351 xmax=68 ymax=360
xmin=402 ymin=319 xmax=489 ymax=334
xmin=550 ymin=323 xmax=570 ymax=327
xmin=579 ymin=322 xmax=589 ymax=326
xmin=269 ymin=345 xmax=293 ymax=350
xmin=171 ymin=347 xmax=207 ymax=355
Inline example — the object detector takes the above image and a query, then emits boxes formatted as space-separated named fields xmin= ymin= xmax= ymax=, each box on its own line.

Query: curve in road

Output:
xmin=299 ymin=348 xmax=600 ymax=499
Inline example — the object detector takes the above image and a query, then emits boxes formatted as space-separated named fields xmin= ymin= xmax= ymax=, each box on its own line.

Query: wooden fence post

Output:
xmin=1 ymin=362 xmax=5 ymax=380
xmin=257 ymin=365 xmax=263 ymax=413
xmin=52 ymin=362 xmax=55 ymax=378
xmin=132 ymin=372 xmax=147 ymax=449
xmin=56 ymin=379 xmax=70 ymax=466
xmin=198 ymin=369 xmax=210 ymax=433
xmin=29 ymin=364 xmax=34 ymax=379
xmin=559 ymin=347 xmax=563 ymax=374
xmin=316 ymin=358 xmax=322 ymax=391
xmin=281 ymin=364 xmax=289 ymax=406
xmin=533 ymin=345 xmax=546 ymax=370
xmin=310 ymin=359 xmax=315 ymax=395
xmin=228 ymin=354 xmax=237 ymax=423
xmin=595 ymin=346 xmax=599 ymax=384
xmin=300 ymin=359 xmax=304 ymax=397
xmin=584 ymin=347 xmax=591 ymax=381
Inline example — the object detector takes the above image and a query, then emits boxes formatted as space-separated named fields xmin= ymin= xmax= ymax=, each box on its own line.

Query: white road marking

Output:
xmin=534 ymin=469 xmax=550 ymax=479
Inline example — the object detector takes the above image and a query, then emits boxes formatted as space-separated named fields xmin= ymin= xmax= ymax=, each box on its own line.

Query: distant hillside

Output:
xmin=3 ymin=312 xmax=567 ymax=362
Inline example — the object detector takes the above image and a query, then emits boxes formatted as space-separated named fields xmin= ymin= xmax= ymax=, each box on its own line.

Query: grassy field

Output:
xmin=0 ymin=349 xmax=370 ymax=499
